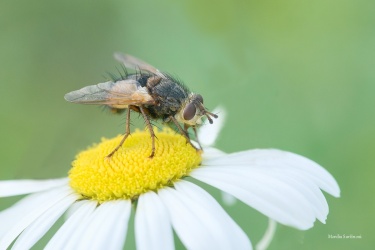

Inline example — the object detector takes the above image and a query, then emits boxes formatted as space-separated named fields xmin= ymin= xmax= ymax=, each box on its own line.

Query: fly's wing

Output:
xmin=64 ymin=79 xmax=154 ymax=106
xmin=114 ymin=52 xmax=164 ymax=77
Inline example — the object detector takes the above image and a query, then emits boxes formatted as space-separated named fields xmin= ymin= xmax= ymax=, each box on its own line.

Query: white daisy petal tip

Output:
xmin=283 ymin=150 xmax=341 ymax=198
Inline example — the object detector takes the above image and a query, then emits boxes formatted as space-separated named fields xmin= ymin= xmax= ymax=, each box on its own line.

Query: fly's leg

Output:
xmin=140 ymin=106 xmax=156 ymax=158
xmin=106 ymin=108 xmax=131 ymax=158
xmin=183 ymin=124 xmax=191 ymax=140
xmin=184 ymin=124 xmax=202 ymax=150
xmin=192 ymin=126 xmax=203 ymax=150
xmin=170 ymin=116 xmax=199 ymax=151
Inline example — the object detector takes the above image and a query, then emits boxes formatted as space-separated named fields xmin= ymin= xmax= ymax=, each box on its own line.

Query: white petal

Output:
xmin=158 ymin=180 xmax=252 ymax=250
xmin=45 ymin=200 xmax=97 ymax=250
xmin=0 ymin=192 xmax=55 ymax=237
xmin=202 ymin=147 xmax=226 ymax=161
xmin=192 ymin=166 xmax=320 ymax=230
xmin=11 ymin=193 xmax=78 ymax=250
xmin=0 ymin=178 xmax=69 ymax=197
xmin=276 ymin=169 xmax=329 ymax=223
xmin=203 ymin=149 xmax=340 ymax=197
xmin=0 ymin=186 xmax=74 ymax=249
xmin=208 ymin=165 xmax=328 ymax=223
xmin=135 ymin=192 xmax=174 ymax=250
xmin=198 ymin=106 xmax=226 ymax=147
xmin=74 ymin=200 xmax=131 ymax=250
xmin=63 ymin=198 xmax=84 ymax=220
xmin=62 ymin=201 xmax=101 ymax=249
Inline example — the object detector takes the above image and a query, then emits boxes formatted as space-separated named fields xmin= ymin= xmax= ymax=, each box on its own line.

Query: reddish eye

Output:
xmin=183 ymin=103 xmax=196 ymax=120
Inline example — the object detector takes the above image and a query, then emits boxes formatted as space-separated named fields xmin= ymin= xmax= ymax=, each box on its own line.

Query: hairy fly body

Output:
xmin=64 ymin=53 xmax=217 ymax=158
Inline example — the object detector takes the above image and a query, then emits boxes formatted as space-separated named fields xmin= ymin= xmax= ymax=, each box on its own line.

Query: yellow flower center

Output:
xmin=68 ymin=128 xmax=202 ymax=202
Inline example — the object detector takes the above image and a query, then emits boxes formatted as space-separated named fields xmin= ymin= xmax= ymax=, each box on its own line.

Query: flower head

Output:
xmin=0 ymin=108 xmax=340 ymax=250
xmin=69 ymin=129 xmax=201 ymax=201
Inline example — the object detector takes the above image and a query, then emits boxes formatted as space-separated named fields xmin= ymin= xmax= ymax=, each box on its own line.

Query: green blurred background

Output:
xmin=0 ymin=0 xmax=373 ymax=249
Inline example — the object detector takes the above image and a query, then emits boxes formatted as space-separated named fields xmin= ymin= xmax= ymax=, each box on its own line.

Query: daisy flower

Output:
xmin=0 ymin=108 xmax=340 ymax=250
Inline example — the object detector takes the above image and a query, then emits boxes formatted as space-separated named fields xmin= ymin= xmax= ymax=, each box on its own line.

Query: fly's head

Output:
xmin=176 ymin=93 xmax=218 ymax=127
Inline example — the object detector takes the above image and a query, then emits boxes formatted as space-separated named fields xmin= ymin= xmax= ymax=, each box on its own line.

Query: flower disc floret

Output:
xmin=69 ymin=129 xmax=201 ymax=201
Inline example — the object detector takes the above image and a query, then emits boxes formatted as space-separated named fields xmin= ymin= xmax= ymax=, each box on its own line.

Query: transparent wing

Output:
xmin=114 ymin=52 xmax=163 ymax=76
xmin=64 ymin=79 xmax=154 ymax=106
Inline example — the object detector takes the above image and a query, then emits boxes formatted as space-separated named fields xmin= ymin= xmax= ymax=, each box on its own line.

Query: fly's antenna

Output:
xmin=196 ymin=103 xmax=218 ymax=124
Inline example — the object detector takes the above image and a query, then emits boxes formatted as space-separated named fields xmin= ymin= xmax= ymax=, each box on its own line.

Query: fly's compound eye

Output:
xmin=183 ymin=103 xmax=197 ymax=120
